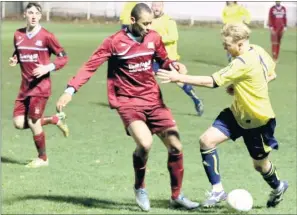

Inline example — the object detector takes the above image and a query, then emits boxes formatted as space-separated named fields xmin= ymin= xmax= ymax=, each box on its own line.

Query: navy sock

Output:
xmin=182 ymin=84 xmax=200 ymax=103
xmin=262 ymin=162 xmax=281 ymax=189
xmin=200 ymin=148 xmax=221 ymax=185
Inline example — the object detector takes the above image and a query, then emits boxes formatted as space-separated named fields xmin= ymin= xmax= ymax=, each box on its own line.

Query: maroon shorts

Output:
xmin=117 ymin=104 xmax=177 ymax=135
xmin=13 ymin=96 xmax=48 ymax=120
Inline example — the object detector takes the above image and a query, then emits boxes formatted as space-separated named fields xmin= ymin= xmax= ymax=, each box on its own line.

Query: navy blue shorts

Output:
xmin=212 ymin=108 xmax=279 ymax=160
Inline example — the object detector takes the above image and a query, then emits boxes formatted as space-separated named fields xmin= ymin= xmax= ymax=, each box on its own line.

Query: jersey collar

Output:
xmin=26 ymin=25 xmax=42 ymax=39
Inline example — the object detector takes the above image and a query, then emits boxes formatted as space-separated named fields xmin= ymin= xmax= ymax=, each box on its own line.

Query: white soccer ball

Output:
xmin=227 ymin=189 xmax=253 ymax=212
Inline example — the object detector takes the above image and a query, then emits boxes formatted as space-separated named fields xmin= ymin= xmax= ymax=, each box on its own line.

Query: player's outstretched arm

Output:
xmin=157 ymin=64 xmax=215 ymax=88
xmin=56 ymin=37 xmax=113 ymax=112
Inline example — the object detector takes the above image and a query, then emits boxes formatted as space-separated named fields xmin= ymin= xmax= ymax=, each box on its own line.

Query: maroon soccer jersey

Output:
xmin=13 ymin=25 xmax=68 ymax=100
xmin=68 ymin=29 xmax=175 ymax=108
xmin=268 ymin=5 xmax=287 ymax=30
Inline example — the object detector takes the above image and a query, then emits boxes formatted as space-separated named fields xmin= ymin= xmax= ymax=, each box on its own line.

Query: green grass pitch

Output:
xmin=1 ymin=21 xmax=296 ymax=214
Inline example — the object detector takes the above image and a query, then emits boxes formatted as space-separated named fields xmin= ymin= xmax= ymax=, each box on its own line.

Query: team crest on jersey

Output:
xmin=147 ymin=42 xmax=155 ymax=49
xmin=35 ymin=40 xmax=43 ymax=46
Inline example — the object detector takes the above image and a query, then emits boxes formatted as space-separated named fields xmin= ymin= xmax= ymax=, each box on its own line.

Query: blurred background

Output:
xmin=1 ymin=1 xmax=297 ymax=27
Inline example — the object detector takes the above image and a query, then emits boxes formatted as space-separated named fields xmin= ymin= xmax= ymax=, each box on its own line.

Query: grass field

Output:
xmin=1 ymin=21 xmax=296 ymax=214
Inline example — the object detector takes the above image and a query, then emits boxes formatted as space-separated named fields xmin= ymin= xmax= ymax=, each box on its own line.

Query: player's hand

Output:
xmin=33 ymin=64 xmax=50 ymax=78
xmin=283 ymin=27 xmax=287 ymax=32
xmin=9 ymin=55 xmax=18 ymax=67
xmin=226 ymin=84 xmax=234 ymax=96
xmin=174 ymin=62 xmax=188 ymax=75
xmin=56 ymin=92 xmax=72 ymax=112
xmin=270 ymin=27 xmax=276 ymax=34
xmin=157 ymin=64 xmax=181 ymax=83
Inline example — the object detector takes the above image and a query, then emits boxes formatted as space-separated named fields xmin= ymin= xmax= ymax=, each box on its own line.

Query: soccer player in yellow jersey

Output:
xmin=157 ymin=23 xmax=288 ymax=208
xmin=120 ymin=2 xmax=137 ymax=29
xmin=151 ymin=2 xmax=204 ymax=116
xmin=222 ymin=1 xmax=251 ymax=62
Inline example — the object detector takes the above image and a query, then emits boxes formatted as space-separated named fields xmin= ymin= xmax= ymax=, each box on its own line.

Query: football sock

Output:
xmin=261 ymin=162 xmax=281 ymax=189
xmin=41 ymin=115 xmax=60 ymax=126
xmin=181 ymin=84 xmax=200 ymax=103
xmin=201 ymin=148 xmax=221 ymax=185
xmin=133 ymin=152 xmax=147 ymax=189
xmin=168 ymin=153 xmax=184 ymax=199
xmin=33 ymin=132 xmax=47 ymax=161
xmin=272 ymin=44 xmax=278 ymax=60
xmin=275 ymin=44 xmax=280 ymax=60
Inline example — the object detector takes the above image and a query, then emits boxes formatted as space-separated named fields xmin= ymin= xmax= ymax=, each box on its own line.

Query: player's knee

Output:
xmin=199 ymin=134 xmax=213 ymax=149
xmin=254 ymin=164 xmax=263 ymax=173
xmin=13 ymin=120 xmax=24 ymax=130
xmin=168 ymin=144 xmax=182 ymax=154
xmin=253 ymin=158 xmax=271 ymax=173
xmin=28 ymin=115 xmax=40 ymax=124
xmin=135 ymin=145 xmax=151 ymax=157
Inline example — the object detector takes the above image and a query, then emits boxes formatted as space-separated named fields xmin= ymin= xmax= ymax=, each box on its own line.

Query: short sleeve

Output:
xmin=212 ymin=58 xmax=248 ymax=86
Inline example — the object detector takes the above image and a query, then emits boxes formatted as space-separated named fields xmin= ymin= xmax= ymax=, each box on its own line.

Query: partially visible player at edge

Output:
xmin=157 ymin=23 xmax=288 ymax=208
xmin=222 ymin=1 xmax=251 ymax=62
xmin=268 ymin=1 xmax=287 ymax=62
xmin=119 ymin=2 xmax=137 ymax=29
xmin=151 ymin=2 xmax=204 ymax=116
xmin=56 ymin=3 xmax=199 ymax=212
xmin=9 ymin=3 xmax=69 ymax=168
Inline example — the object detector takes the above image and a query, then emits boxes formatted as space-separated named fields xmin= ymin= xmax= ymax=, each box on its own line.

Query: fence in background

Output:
xmin=1 ymin=2 xmax=297 ymax=27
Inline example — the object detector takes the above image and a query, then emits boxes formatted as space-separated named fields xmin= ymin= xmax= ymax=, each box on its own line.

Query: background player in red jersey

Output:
xmin=268 ymin=1 xmax=287 ymax=62
xmin=56 ymin=3 xmax=199 ymax=212
xmin=9 ymin=3 xmax=69 ymax=168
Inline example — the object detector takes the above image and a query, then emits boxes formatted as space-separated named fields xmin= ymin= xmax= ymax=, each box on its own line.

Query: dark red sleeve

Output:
xmin=268 ymin=7 xmax=273 ymax=27
xmin=67 ymin=37 xmax=113 ymax=92
xmin=154 ymin=34 xmax=176 ymax=69
xmin=47 ymin=33 xmax=68 ymax=71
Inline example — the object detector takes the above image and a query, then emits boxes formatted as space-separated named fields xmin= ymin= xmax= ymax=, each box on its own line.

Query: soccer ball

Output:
xmin=227 ymin=189 xmax=253 ymax=212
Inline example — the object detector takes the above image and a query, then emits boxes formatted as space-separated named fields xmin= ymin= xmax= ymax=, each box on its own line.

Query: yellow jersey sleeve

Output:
xmin=162 ymin=19 xmax=179 ymax=44
xmin=212 ymin=58 xmax=249 ymax=86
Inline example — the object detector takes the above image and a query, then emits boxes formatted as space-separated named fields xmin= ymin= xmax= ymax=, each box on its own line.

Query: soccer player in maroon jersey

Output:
xmin=268 ymin=1 xmax=287 ymax=62
xmin=56 ymin=3 xmax=199 ymax=212
xmin=9 ymin=3 xmax=69 ymax=168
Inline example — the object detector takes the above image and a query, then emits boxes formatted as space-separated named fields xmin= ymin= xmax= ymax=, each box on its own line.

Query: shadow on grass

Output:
xmin=198 ymin=204 xmax=264 ymax=214
xmin=8 ymin=195 xmax=265 ymax=212
xmin=12 ymin=195 xmax=140 ymax=211
xmin=1 ymin=156 xmax=26 ymax=165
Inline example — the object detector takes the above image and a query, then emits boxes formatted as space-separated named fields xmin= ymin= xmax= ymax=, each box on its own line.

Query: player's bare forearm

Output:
xmin=177 ymin=75 xmax=215 ymax=88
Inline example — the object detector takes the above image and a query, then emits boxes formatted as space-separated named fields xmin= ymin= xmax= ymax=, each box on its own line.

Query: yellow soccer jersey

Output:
xmin=120 ymin=2 xmax=137 ymax=25
xmin=151 ymin=14 xmax=180 ymax=60
xmin=222 ymin=4 xmax=251 ymax=24
xmin=212 ymin=44 xmax=276 ymax=129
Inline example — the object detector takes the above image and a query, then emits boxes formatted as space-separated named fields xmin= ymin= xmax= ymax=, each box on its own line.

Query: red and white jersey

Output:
xmin=268 ymin=5 xmax=287 ymax=29
xmin=13 ymin=25 xmax=68 ymax=100
xmin=68 ymin=28 xmax=174 ymax=108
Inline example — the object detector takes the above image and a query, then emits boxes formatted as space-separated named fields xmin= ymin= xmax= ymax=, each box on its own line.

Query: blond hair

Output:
xmin=221 ymin=23 xmax=251 ymax=43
